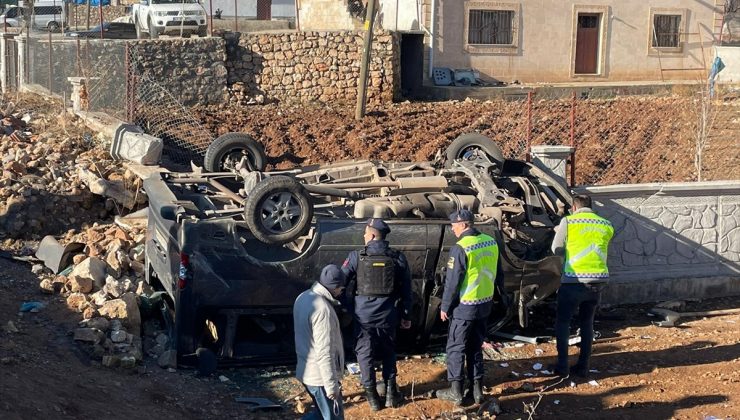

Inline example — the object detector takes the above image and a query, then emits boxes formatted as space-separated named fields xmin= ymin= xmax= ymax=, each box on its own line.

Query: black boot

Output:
xmin=436 ymin=380 xmax=463 ymax=406
xmin=364 ymin=386 xmax=382 ymax=411
xmin=385 ymin=378 xmax=403 ymax=408
xmin=473 ymin=380 xmax=484 ymax=404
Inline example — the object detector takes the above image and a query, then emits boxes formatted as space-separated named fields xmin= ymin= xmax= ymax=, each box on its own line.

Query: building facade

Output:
xmin=298 ymin=0 xmax=728 ymax=83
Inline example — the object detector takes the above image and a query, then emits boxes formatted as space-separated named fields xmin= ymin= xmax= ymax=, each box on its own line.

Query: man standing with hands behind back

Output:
xmin=437 ymin=209 xmax=504 ymax=406
xmin=550 ymin=194 xmax=613 ymax=378
xmin=342 ymin=218 xmax=412 ymax=411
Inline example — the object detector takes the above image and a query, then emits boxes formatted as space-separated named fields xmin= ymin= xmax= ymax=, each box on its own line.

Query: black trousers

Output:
xmin=554 ymin=282 xmax=605 ymax=371
xmin=354 ymin=324 xmax=397 ymax=387
xmin=446 ymin=317 xmax=487 ymax=382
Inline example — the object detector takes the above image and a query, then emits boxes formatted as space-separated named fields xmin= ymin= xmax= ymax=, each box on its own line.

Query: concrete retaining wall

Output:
xmin=578 ymin=181 xmax=740 ymax=304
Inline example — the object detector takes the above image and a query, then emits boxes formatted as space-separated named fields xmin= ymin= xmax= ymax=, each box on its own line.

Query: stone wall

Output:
xmin=578 ymin=182 xmax=740 ymax=305
xmin=67 ymin=5 xmax=129 ymax=28
xmin=129 ymin=38 xmax=227 ymax=106
xmin=224 ymin=30 xmax=400 ymax=105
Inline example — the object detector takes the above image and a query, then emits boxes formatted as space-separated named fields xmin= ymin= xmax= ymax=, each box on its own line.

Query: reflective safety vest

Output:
xmin=563 ymin=212 xmax=614 ymax=280
xmin=457 ymin=233 xmax=499 ymax=305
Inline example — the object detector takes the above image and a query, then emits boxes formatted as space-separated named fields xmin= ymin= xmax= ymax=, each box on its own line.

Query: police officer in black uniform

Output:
xmin=341 ymin=218 xmax=412 ymax=411
xmin=437 ymin=209 xmax=505 ymax=406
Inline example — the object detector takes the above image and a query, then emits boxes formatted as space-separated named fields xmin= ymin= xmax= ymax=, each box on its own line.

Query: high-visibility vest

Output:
xmin=564 ymin=212 xmax=614 ymax=280
xmin=456 ymin=233 xmax=499 ymax=305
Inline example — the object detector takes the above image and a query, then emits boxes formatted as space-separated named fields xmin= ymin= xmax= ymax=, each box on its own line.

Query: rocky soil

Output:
xmin=194 ymin=92 xmax=740 ymax=185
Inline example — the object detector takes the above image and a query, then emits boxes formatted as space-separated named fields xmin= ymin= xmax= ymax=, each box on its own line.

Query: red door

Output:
xmin=257 ymin=0 xmax=272 ymax=20
xmin=575 ymin=14 xmax=600 ymax=74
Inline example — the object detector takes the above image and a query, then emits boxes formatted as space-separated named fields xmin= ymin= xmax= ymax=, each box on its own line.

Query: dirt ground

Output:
xmin=193 ymin=93 xmax=740 ymax=186
xmin=2 ymin=254 xmax=738 ymax=419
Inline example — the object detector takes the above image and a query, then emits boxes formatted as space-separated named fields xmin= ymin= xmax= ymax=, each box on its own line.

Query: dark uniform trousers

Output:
xmin=554 ymin=282 xmax=605 ymax=371
xmin=446 ymin=316 xmax=487 ymax=382
xmin=355 ymin=323 xmax=397 ymax=387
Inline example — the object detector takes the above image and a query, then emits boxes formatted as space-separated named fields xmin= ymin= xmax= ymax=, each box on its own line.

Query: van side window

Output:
xmin=34 ymin=6 xmax=63 ymax=15
xmin=5 ymin=8 xmax=18 ymax=18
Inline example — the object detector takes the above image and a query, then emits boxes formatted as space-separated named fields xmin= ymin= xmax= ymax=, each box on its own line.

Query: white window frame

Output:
xmin=648 ymin=8 xmax=688 ymax=55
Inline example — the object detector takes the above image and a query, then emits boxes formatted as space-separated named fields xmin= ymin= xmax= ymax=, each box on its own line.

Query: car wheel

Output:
xmin=204 ymin=133 xmax=266 ymax=173
xmin=47 ymin=21 xmax=60 ymax=32
xmin=445 ymin=132 xmax=505 ymax=169
xmin=244 ymin=175 xmax=313 ymax=245
xmin=198 ymin=26 xmax=207 ymax=37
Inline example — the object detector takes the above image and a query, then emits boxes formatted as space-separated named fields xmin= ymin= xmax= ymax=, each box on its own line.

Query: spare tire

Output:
xmin=445 ymin=133 xmax=505 ymax=168
xmin=244 ymin=176 xmax=313 ymax=245
xmin=204 ymin=133 xmax=266 ymax=173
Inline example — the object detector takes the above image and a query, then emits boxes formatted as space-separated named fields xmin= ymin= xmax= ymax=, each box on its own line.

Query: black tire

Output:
xmin=445 ymin=133 xmax=505 ymax=168
xmin=204 ymin=133 xmax=266 ymax=173
xmin=244 ymin=176 xmax=313 ymax=245
xmin=197 ymin=26 xmax=207 ymax=37
xmin=47 ymin=21 xmax=60 ymax=32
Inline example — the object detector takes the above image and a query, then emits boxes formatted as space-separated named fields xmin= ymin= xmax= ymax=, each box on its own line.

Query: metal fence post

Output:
xmin=526 ymin=91 xmax=533 ymax=161
xmin=569 ymin=91 xmax=576 ymax=187
xmin=47 ymin=30 xmax=53 ymax=94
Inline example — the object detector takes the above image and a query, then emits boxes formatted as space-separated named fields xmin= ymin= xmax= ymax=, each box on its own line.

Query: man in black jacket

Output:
xmin=342 ymin=218 xmax=412 ymax=411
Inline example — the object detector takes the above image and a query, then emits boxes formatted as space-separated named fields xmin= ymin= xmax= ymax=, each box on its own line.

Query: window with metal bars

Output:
xmin=468 ymin=10 xmax=515 ymax=45
xmin=652 ymin=14 xmax=681 ymax=48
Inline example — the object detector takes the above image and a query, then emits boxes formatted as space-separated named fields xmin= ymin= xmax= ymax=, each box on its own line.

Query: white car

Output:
xmin=132 ymin=0 xmax=207 ymax=39
xmin=0 ymin=4 xmax=64 ymax=31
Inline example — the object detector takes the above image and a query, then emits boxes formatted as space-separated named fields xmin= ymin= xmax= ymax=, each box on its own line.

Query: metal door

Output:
xmin=575 ymin=14 xmax=600 ymax=74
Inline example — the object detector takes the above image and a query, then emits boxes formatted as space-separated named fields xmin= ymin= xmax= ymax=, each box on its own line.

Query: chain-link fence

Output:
xmin=25 ymin=36 xmax=127 ymax=119
xmin=125 ymin=44 xmax=214 ymax=168
xmin=477 ymin=86 xmax=738 ymax=185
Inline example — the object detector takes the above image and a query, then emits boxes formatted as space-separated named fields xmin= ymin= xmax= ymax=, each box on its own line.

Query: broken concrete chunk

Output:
xmin=120 ymin=355 xmax=137 ymax=369
xmin=102 ymin=355 xmax=121 ymax=368
xmin=110 ymin=124 xmax=163 ymax=166
xmin=67 ymin=274 xmax=93 ymax=294
xmin=73 ymin=328 xmax=105 ymax=344
xmin=110 ymin=329 xmax=127 ymax=343
xmin=157 ymin=350 xmax=177 ymax=369
xmin=66 ymin=293 xmax=88 ymax=312
xmin=69 ymin=257 xmax=107 ymax=290
xmin=84 ymin=317 xmax=110 ymax=332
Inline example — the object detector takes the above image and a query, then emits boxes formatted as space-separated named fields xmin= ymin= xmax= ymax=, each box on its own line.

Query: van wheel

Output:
xmin=47 ymin=21 xmax=60 ymax=32
xmin=244 ymin=176 xmax=313 ymax=245
xmin=445 ymin=133 xmax=505 ymax=170
xmin=204 ymin=133 xmax=266 ymax=173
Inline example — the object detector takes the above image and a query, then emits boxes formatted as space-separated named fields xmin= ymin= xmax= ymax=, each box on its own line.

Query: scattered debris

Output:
xmin=4 ymin=321 xmax=19 ymax=333
xmin=346 ymin=362 xmax=360 ymax=375
xmin=534 ymin=348 xmax=544 ymax=356
xmin=554 ymin=399 xmax=560 ymax=405
xmin=588 ymin=380 xmax=599 ymax=387
xmin=532 ymin=363 xmax=543 ymax=371
xmin=235 ymin=397 xmax=281 ymax=411
xmin=219 ymin=375 xmax=230 ymax=383
xmin=650 ymin=307 xmax=740 ymax=327
xmin=18 ymin=301 xmax=45 ymax=312
xmin=499 ymin=362 xmax=509 ymax=368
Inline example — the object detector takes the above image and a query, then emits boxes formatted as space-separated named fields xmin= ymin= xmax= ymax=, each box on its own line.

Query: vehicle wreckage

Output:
xmin=144 ymin=133 xmax=572 ymax=368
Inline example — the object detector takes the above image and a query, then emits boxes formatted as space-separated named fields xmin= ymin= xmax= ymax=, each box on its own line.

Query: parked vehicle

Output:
xmin=0 ymin=3 xmax=64 ymax=31
xmin=144 ymin=133 xmax=572 ymax=368
xmin=64 ymin=22 xmax=137 ymax=39
xmin=131 ymin=0 xmax=207 ymax=39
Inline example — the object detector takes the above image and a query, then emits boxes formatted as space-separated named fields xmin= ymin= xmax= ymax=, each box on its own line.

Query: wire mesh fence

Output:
xmin=125 ymin=44 xmax=214 ymax=168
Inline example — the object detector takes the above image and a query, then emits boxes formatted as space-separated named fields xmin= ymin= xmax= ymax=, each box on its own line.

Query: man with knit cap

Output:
xmin=294 ymin=264 xmax=347 ymax=420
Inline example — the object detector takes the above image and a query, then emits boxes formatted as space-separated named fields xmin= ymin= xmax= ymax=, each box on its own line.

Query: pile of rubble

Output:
xmin=0 ymin=98 xmax=145 ymax=240
xmin=34 ymin=221 xmax=160 ymax=369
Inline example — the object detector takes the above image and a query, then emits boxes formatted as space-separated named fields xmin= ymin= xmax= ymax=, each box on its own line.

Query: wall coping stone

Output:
xmin=576 ymin=180 xmax=740 ymax=196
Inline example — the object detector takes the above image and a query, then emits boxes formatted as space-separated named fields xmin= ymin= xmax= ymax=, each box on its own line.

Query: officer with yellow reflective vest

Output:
xmin=437 ymin=209 xmax=504 ymax=406
xmin=550 ymin=194 xmax=614 ymax=378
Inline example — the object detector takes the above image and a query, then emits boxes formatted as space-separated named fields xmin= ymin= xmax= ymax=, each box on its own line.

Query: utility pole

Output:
xmin=354 ymin=0 xmax=377 ymax=120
